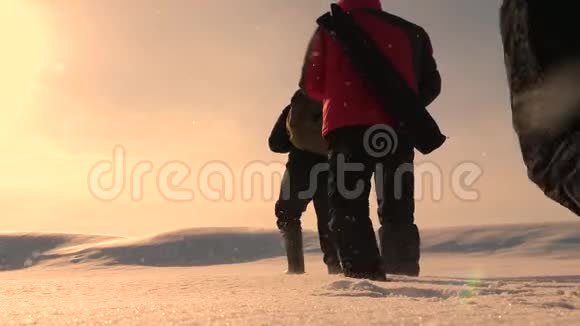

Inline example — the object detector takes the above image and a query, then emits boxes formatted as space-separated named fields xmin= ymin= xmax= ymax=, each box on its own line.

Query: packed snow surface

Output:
xmin=1 ymin=222 xmax=579 ymax=325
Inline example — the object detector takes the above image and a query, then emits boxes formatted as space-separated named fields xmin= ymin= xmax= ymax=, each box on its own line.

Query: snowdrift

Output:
xmin=0 ymin=228 xmax=320 ymax=271
xmin=422 ymin=222 xmax=580 ymax=258
xmin=1 ymin=223 xmax=579 ymax=271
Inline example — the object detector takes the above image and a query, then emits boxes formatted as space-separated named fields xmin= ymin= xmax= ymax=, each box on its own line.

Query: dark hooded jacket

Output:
xmin=501 ymin=0 xmax=579 ymax=216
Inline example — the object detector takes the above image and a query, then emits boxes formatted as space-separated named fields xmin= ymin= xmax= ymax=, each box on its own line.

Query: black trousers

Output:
xmin=327 ymin=126 xmax=416 ymax=275
xmin=275 ymin=153 xmax=340 ymax=267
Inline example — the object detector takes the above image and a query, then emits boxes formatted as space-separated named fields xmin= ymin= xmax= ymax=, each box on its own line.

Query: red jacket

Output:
xmin=301 ymin=0 xmax=441 ymax=137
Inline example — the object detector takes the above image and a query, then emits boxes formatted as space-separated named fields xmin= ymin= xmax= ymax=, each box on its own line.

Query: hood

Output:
xmin=337 ymin=0 xmax=382 ymax=11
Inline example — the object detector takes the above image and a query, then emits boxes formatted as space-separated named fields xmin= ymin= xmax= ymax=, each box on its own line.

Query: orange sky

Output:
xmin=0 ymin=0 xmax=576 ymax=236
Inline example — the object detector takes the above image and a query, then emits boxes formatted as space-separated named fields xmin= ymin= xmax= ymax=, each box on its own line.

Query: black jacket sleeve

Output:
xmin=418 ymin=33 xmax=442 ymax=107
xmin=268 ymin=106 xmax=293 ymax=154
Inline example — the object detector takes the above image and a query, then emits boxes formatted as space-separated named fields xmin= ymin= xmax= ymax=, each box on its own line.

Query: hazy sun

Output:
xmin=0 ymin=1 xmax=73 ymax=193
xmin=0 ymin=0 xmax=48 ymax=124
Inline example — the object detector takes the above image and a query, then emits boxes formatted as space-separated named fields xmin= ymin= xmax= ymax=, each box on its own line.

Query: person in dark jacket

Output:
xmin=269 ymin=91 xmax=341 ymax=274
xmin=300 ymin=0 xmax=442 ymax=280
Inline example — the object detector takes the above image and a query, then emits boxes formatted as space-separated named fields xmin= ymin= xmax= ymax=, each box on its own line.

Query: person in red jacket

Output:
xmin=300 ymin=0 xmax=441 ymax=280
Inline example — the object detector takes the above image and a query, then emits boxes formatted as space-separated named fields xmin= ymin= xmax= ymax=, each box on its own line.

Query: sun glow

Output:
xmin=0 ymin=0 xmax=48 ymax=129
xmin=0 ymin=1 xmax=66 ymax=192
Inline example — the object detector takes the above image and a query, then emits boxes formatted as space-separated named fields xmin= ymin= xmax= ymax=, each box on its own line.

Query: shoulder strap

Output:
xmin=359 ymin=8 xmax=427 ymax=84
xmin=316 ymin=4 xmax=446 ymax=154
xmin=325 ymin=5 xmax=419 ymax=100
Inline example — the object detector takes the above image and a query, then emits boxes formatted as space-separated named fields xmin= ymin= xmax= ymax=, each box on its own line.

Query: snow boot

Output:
xmin=379 ymin=223 xmax=421 ymax=277
xmin=344 ymin=269 xmax=388 ymax=282
xmin=282 ymin=225 xmax=305 ymax=274
xmin=326 ymin=260 xmax=343 ymax=275
xmin=322 ymin=243 xmax=342 ymax=275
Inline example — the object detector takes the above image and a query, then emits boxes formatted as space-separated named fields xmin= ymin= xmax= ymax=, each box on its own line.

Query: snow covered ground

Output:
xmin=1 ymin=223 xmax=579 ymax=325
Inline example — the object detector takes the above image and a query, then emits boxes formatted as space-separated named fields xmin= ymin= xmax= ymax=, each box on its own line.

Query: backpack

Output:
xmin=285 ymin=90 xmax=328 ymax=156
